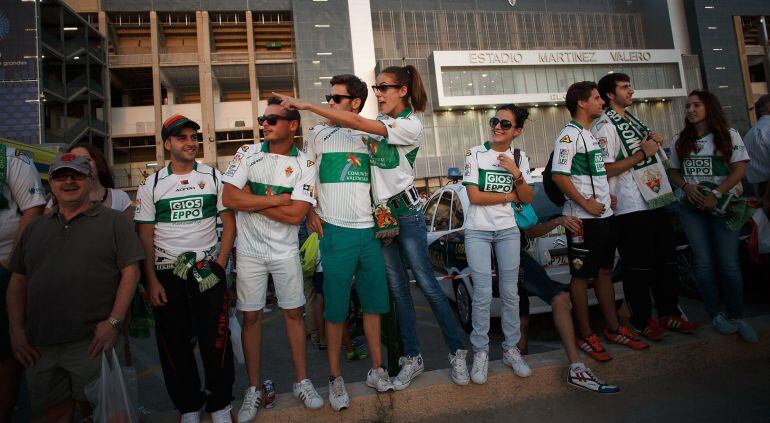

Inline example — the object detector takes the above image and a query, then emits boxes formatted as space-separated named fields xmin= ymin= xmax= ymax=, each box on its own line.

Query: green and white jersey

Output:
xmin=462 ymin=142 xmax=535 ymax=231
xmin=222 ymin=142 xmax=316 ymax=260
xmin=0 ymin=146 xmax=46 ymax=262
xmin=670 ymin=129 xmax=749 ymax=194
xmin=367 ymin=108 xmax=422 ymax=202
xmin=134 ymin=163 xmax=225 ymax=266
xmin=551 ymin=121 xmax=613 ymax=219
xmin=303 ymin=124 xmax=373 ymax=229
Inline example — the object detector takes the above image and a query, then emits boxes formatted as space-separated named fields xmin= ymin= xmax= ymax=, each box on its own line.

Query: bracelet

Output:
xmin=681 ymin=182 xmax=689 ymax=190
xmin=640 ymin=150 xmax=648 ymax=161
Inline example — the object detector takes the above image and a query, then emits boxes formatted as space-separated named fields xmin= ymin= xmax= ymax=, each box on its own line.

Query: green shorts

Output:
xmin=320 ymin=223 xmax=389 ymax=323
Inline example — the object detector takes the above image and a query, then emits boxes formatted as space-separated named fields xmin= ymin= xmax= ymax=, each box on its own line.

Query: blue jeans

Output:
xmin=382 ymin=211 xmax=466 ymax=356
xmin=679 ymin=207 xmax=743 ymax=319
xmin=465 ymin=227 xmax=521 ymax=352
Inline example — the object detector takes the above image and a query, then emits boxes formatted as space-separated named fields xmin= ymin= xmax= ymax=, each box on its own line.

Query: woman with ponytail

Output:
xmin=668 ymin=90 xmax=757 ymax=343
xmin=274 ymin=66 xmax=470 ymax=390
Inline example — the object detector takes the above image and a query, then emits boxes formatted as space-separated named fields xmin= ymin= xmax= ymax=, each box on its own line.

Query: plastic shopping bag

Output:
xmin=229 ymin=309 xmax=245 ymax=364
xmin=749 ymin=209 xmax=770 ymax=264
xmin=94 ymin=349 xmax=138 ymax=423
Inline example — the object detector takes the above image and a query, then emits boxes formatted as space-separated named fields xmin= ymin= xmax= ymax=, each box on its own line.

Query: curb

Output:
xmin=148 ymin=314 xmax=770 ymax=422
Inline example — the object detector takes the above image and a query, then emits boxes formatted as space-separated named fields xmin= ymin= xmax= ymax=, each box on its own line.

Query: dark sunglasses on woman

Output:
xmin=489 ymin=117 xmax=514 ymax=130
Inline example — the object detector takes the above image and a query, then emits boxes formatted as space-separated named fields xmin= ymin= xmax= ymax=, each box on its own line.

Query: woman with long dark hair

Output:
xmin=274 ymin=65 xmax=469 ymax=390
xmin=668 ymin=90 xmax=756 ymax=343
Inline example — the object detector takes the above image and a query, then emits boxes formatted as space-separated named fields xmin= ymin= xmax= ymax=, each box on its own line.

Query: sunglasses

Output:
xmin=325 ymin=94 xmax=355 ymax=103
xmin=371 ymin=84 xmax=403 ymax=93
xmin=258 ymin=114 xmax=290 ymax=126
xmin=51 ymin=172 xmax=87 ymax=182
xmin=489 ymin=117 xmax=514 ymax=130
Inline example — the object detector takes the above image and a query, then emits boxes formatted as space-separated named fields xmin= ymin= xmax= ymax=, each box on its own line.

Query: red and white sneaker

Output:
xmin=632 ymin=319 xmax=668 ymax=341
xmin=659 ymin=316 xmax=702 ymax=333
xmin=577 ymin=333 xmax=611 ymax=362
xmin=604 ymin=326 xmax=649 ymax=350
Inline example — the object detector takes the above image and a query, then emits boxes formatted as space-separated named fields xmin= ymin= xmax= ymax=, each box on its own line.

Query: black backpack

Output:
xmin=542 ymin=150 xmax=566 ymax=206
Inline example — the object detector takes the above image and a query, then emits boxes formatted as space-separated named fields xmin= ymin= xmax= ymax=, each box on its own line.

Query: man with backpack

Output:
xmin=593 ymin=73 xmax=701 ymax=340
xmin=135 ymin=115 xmax=236 ymax=423
xmin=547 ymin=81 xmax=648 ymax=365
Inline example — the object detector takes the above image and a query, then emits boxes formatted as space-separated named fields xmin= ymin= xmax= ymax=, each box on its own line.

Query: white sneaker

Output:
xmin=448 ymin=349 xmax=469 ymax=385
xmin=470 ymin=351 xmax=489 ymax=384
xmin=236 ymin=386 xmax=260 ymax=423
xmin=392 ymin=355 xmax=424 ymax=391
xmin=567 ymin=363 xmax=619 ymax=394
xmin=328 ymin=376 xmax=350 ymax=411
xmin=292 ymin=378 xmax=324 ymax=409
xmin=180 ymin=410 xmax=201 ymax=423
xmin=502 ymin=346 xmax=532 ymax=377
xmin=366 ymin=367 xmax=395 ymax=392
xmin=210 ymin=405 xmax=233 ymax=423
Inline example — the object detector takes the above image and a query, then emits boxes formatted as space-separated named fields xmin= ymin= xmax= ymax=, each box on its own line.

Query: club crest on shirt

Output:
xmin=597 ymin=137 xmax=608 ymax=158
xmin=284 ymin=166 xmax=294 ymax=177
xmin=560 ymin=135 xmax=572 ymax=144
xmin=198 ymin=180 xmax=206 ymax=190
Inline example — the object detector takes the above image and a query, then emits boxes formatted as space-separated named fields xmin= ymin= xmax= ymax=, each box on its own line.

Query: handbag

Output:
xmin=512 ymin=148 xmax=538 ymax=229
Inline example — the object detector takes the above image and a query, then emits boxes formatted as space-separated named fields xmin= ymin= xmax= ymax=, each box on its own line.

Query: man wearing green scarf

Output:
xmin=593 ymin=73 xmax=701 ymax=341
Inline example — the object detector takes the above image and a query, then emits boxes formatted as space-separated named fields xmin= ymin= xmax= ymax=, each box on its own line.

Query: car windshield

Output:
xmin=530 ymin=182 xmax=562 ymax=223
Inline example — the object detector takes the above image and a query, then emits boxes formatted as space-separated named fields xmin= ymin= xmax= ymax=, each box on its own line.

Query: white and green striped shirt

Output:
xmin=222 ymin=142 xmax=316 ymax=260
xmin=367 ymin=109 xmax=423 ymax=202
xmin=303 ymin=124 xmax=373 ymax=229
xmin=134 ymin=163 xmax=225 ymax=266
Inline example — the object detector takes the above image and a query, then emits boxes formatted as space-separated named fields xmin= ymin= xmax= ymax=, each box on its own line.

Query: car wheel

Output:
xmin=454 ymin=281 xmax=473 ymax=334
xmin=676 ymin=248 xmax=701 ymax=299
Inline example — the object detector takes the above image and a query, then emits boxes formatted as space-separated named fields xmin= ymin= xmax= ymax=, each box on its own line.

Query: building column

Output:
xmin=347 ymin=0 xmax=377 ymax=118
xmin=196 ymin=11 xmax=217 ymax=165
xmin=150 ymin=11 xmax=164 ymax=165
xmin=246 ymin=11 xmax=260 ymax=141
xmin=98 ymin=11 xmax=114 ymax=165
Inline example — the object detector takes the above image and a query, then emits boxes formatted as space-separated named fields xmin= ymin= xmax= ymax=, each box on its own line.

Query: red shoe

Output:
xmin=632 ymin=319 xmax=668 ymax=341
xmin=659 ymin=315 xmax=702 ymax=333
xmin=604 ymin=326 xmax=649 ymax=350
xmin=577 ymin=333 xmax=612 ymax=362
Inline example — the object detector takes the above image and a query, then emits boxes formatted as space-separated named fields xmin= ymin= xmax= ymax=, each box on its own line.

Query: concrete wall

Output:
xmin=109 ymin=101 xmax=255 ymax=135
xmin=100 ymin=0 xmax=291 ymax=11
xmin=684 ymin=0 xmax=770 ymax=133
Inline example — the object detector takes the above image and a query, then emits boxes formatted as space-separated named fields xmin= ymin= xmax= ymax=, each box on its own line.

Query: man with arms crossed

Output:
xmin=551 ymin=81 xmax=647 ymax=366
xmin=136 ymin=115 xmax=236 ymax=423
xmin=303 ymin=75 xmax=394 ymax=411
xmin=222 ymin=98 xmax=322 ymax=421
xmin=593 ymin=73 xmax=701 ymax=340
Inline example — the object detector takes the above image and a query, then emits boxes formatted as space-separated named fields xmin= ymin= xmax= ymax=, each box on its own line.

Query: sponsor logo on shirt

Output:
xmin=482 ymin=172 xmax=513 ymax=193
xmin=133 ymin=198 xmax=141 ymax=212
xmin=303 ymin=184 xmax=314 ymax=196
xmin=307 ymin=160 xmax=314 ymax=167
xmin=682 ymin=157 xmax=713 ymax=176
xmin=558 ymin=149 xmax=569 ymax=165
xmin=464 ymin=162 xmax=472 ymax=176
xmin=593 ymin=153 xmax=606 ymax=173
xmin=465 ymin=149 xmax=471 ymax=156
xmin=28 ymin=186 xmax=43 ymax=195
xmin=560 ymin=135 xmax=572 ymax=143
xmin=170 ymin=197 xmax=204 ymax=221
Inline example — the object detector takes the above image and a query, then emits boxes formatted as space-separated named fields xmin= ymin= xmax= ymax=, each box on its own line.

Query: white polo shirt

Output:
xmin=134 ymin=163 xmax=225 ymax=267
xmin=551 ymin=121 xmax=613 ymax=219
xmin=222 ymin=142 xmax=316 ymax=261
xmin=670 ymin=129 xmax=750 ymax=193
xmin=462 ymin=142 xmax=535 ymax=231
xmin=0 ymin=146 xmax=46 ymax=262
xmin=591 ymin=110 xmax=648 ymax=216
xmin=303 ymin=124 xmax=373 ymax=229
xmin=367 ymin=108 xmax=423 ymax=202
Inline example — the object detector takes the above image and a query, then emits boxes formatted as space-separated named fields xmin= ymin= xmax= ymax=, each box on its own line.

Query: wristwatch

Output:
xmin=107 ymin=316 xmax=123 ymax=331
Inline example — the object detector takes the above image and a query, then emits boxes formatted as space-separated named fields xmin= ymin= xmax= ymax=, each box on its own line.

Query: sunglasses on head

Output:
xmin=325 ymin=94 xmax=355 ymax=103
xmin=371 ymin=84 xmax=403 ymax=93
xmin=258 ymin=114 xmax=290 ymax=126
xmin=489 ymin=117 xmax=514 ymax=130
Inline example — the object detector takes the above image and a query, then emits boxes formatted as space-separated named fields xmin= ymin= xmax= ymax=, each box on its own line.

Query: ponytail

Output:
xmin=381 ymin=65 xmax=427 ymax=112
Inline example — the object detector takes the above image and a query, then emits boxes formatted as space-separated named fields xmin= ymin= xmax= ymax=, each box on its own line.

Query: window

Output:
xmin=424 ymin=195 xmax=440 ymax=231
xmin=433 ymin=191 xmax=453 ymax=232
xmin=449 ymin=193 xmax=464 ymax=230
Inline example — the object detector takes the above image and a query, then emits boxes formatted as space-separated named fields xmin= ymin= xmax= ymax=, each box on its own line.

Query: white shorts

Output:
xmin=235 ymin=252 xmax=306 ymax=311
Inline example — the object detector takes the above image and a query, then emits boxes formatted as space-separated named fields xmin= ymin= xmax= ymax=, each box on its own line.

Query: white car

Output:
xmin=424 ymin=175 xmax=624 ymax=333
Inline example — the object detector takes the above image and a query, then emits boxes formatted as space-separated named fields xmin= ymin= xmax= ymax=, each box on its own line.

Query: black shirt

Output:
xmin=10 ymin=204 xmax=144 ymax=346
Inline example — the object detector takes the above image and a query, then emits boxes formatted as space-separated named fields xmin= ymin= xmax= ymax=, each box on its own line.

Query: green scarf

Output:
xmin=681 ymin=181 xmax=755 ymax=231
xmin=373 ymin=202 xmax=399 ymax=238
xmin=173 ymin=251 xmax=221 ymax=292
xmin=0 ymin=151 xmax=8 ymax=210
xmin=603 ymin=108 xmax=676 ymax=209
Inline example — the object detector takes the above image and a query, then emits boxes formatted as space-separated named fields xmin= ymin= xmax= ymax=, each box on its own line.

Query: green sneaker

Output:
xmin=344 ymin=350 xmax=368 ymax=362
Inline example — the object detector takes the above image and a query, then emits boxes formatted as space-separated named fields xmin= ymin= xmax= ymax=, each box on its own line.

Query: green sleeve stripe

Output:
xmin=550 ymin=171 xmax=571 ymax=175
xmin=462 ymin=182 xmax=479 ymax=186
